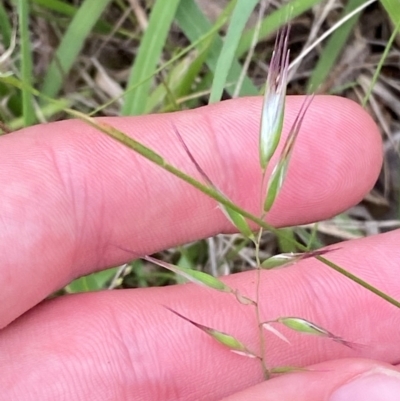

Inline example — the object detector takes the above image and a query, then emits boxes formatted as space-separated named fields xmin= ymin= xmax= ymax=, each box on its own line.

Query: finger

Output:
xmin=0 ymin=96 xmax=381 ymax=326
xmin=222 ymin=359 xmax=400 ymax=400
xmin=2 ymin=230 xmax=400 ymax=400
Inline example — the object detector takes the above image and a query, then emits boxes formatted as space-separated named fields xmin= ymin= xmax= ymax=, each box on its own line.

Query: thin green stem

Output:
xmin=361 ymin=18 xmax=400 ymax=108
xmin=254 ymin=227 xmax=269 ymax=379
xmin=317 ymin=255 xmax=400 ymax=308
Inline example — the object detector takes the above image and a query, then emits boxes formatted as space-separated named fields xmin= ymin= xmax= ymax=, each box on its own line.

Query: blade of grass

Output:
xmin=307 ymin=0 xmax=366 ymax=93
xmin=145 ymin=56 xmax=189 ymax=113
xmin=296 ymin=224 xmax=324 ymax=250
xmin=236 ymin=0 xmax=324 ymax=58
xmin=289 ymin=0 xmax=375 ymax=72
xmin=40 ymin=0 xmax=113 ymax=101
xmin=0 ymin=2 xmax=12 ymax=47
xmin=31 ymin=0 xmax=131 ymax=37
xmin=90 ymin=22 xmax=222 ymax=116
xmin=32 ymin=0 xmax=79 ymax=16
xmin=209 ymin=0 xmax=259 ymax=103
xmin=146 ymin=46 xmax=210 ymax=113
xmin=8 ymin=97 xmax=72 ymax=130
xmin=277 ymin=228 xmax=297 ymax=253
xmin=122 ymin=0 xmax=181 ymax=115
xmin=362 ymin=18 xmax=400 ymax=107
xmin=234 ymin=0 xmax=267 ymax=98
xmin=381 ymin=0 xmax=400 ymax=27
xmin=175 ymin=0 xmax=258 ymax=97
xmin=65 ymin=268 xmax=118 ymax=293
xmin=17 ymin=0 xmax=35 ymax=126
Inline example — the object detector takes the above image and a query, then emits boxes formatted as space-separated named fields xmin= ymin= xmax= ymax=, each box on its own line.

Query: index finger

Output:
xmin=0 ymin=95 xmax=381 ymax=327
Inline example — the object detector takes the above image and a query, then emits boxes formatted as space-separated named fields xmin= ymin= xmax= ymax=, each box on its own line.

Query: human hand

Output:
xmin=1 ymin=96 xmax=400 ymax=400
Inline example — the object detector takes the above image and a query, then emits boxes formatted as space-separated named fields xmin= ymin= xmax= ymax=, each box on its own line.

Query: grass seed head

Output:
xmin=264 ymin=95 xmax=314 ymax=212
xmin=277 ymin=317 xmax=329 ymax=336
xmin=144 ymin=255 xmax=232 ymax=293
xmin=166 ymin=307 xmax=258 ymax=358
xmin=219 ymin=204 xmax=255 ymax=241
xmin=259 ymin=25 xmax=290 ymax=170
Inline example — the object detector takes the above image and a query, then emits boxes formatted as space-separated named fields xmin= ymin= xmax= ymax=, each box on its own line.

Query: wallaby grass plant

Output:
xmin=1 ymin=0 xmax=400 ymax=382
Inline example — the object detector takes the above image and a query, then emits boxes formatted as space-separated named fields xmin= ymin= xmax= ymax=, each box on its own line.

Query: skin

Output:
xmin=1 ymin=95 xmax=399 ymax=400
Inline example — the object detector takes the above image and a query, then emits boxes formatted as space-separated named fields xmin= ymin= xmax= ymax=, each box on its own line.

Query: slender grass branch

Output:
xmin=254 ymin=227 xmax=268 ymax=378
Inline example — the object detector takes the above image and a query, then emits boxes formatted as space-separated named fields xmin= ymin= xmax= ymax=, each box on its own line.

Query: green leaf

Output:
xmin=307 ymin=0 xmax=366 ymax=93
xmin=9 ymin=97 xmax=72 ymax=130
xmin=175 ymin=0 xmax=258 ymax=97
xmin=362 ymin=17 xmax=400 ymax=107
xmin=40 ymin=0 xmax=113 ymax=100
xmin=31 ymin=0 xmax=128 ymax=37
xmin=17 ymin=0 xmax=35 ymax=126
xmin=65 ymin=268 xmax=118 ymax=293
xmin=209 ymin=0 xmax=259 ymax=103
xmin=381 ymin=0 xmax=400 ymax=27
xmin=0 ymin=2 xmax=12 ymax=47
xmin=236 ymin=0 xmax=323 ymax=57
xmin=145 ymin=48 xmax=209 ymax=113
xmin=122 ymin=0 xmax=181 ymax=115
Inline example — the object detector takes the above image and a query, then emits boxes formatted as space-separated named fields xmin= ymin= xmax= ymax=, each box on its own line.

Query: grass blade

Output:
xmin=122 ymin=0 xmax=182 ymax=115
xmin=0 ymin=2 xmax=12 ymax=47
xmin=17 ymin=0 xmax=35 ymax=126
xmin=362 ymin=18 xmax=400 ymax=107
xmin=307 ymin=0 xmax=366 ymax=93
xmin=209 ymin=0 xmax=259 ymax=103
xmin=40 ymin=0 xmax=113 ymax=100
xmin=31 ymin=0 xmax=129 ymax=37
xmin=90 ymin=24 xmax=221 ymax=116
xmin=381 ymin=0 xmax=400 ymax=27
xmin=236 ymin=0 xmax=323 ymax=57
xmin=145 ymin=49 xmax=207 ymax=113
xmin=175 ymin=0 xmax=258 ymax=97
xmin=65 ymin=268 xmax=118 ymax=293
